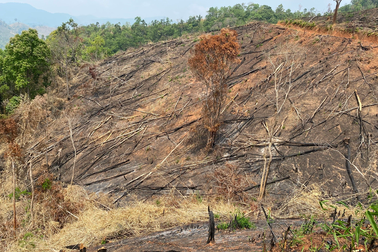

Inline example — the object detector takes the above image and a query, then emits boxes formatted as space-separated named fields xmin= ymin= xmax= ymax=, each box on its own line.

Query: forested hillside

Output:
xmin=51 ymin=0 xmax=378 ymax=57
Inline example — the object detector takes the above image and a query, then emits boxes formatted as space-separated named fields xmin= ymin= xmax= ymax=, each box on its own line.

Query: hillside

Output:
xmin=41 ymin=21 xmax=378 ymax=207
xmin=0 ymin=20 xmax=13 ymax=49
xmin=1 ymin=9 xmax=378 ymax=252
xmin=0 ymin=20 xmax=55 ymax=49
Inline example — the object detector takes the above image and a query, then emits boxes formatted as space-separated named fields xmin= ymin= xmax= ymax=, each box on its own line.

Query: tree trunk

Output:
xmin=12 ymin=159 xmax=17 ymax=239
xmin=29 ymin=162 xmax=34 ymax=227
xmin=207 ymin=206 xmax=215 ymax=244
xmin=65 ymin=64 xmax=70 ymax=99
xmin=333 ymin=1 xmax=341 ymax=25
xmin=67 ymin=116 xmax=77 ymax=185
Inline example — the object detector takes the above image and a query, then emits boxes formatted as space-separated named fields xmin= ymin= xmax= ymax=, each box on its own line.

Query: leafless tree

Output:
xmin=333 ymin=0 xmax=342 ymax=24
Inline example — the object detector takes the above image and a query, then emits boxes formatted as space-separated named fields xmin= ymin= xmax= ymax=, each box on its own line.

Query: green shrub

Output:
xmin=217 ymin=222 xmax=229 ymax=230
xmin=42 ymin=178 xmax=52 ymax=191
xmin=5 ymin=96 xmax=21 ymax=114
xmin=8 ymin=187 xmax=31 ymax=200
xmin=233 ymin=214 xmax=254 ymax=229
xmin=217 ymin=213 xmax=255 ymax=230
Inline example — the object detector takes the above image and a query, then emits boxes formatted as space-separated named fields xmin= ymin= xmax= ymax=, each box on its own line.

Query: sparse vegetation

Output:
xmin=188 ymin=28 xmax=240 ymax=149
xmin=217 ymin=212 xmax=255 ymax=230
xmin=276 ymin=201 xmax=378 ymax=251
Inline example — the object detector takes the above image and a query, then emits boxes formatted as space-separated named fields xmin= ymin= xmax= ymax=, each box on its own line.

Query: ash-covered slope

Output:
xmin=27 ymin=21 xmax=378 ymax=215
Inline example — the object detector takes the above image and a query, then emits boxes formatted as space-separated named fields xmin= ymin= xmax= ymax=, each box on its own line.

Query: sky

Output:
xmin=0 ymin=0 xmax=352 ymax=20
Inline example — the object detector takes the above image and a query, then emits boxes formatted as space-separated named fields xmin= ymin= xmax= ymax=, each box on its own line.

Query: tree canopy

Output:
xmin=0 ymin=29 xmax=50 ymax=110
xmin=73 ymin=3 xmax=320 ymax=57
xmin=340 ymin=0 xmax=378 ymax=12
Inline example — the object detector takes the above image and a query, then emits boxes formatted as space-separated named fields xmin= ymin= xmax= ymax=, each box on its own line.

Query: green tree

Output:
xmin=131 ymin=17 xmax=147 ymax=46
xmin=0 ymin=29 xmax=50 ymax=102
xmin=351 ymin=0 xmax=378 ymax=9
xmin=0 ymin=48 xmax=5 ymax=111
xmin=85 ymin=35 xmax=105 ymax=61
xmin=275 ymin=4 xmax=286 ymax=20
xmin=48 ymin=19 xmax=84 ymax=99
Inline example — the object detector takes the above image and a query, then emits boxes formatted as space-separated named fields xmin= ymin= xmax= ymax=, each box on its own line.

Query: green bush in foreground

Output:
xmin=217 ymin=213 xmax=255 ymax=230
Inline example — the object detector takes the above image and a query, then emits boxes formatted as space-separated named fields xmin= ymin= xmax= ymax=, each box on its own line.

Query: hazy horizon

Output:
xmin=0 ymin=0 xmax=351 ymax=21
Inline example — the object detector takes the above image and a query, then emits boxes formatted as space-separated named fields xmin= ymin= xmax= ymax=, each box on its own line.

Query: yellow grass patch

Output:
xmin=2 ymin=183 xmax=239 ymax=252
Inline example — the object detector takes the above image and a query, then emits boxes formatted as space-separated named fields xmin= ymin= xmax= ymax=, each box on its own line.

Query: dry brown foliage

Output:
xmin=0 ymin=117 xmax=22 ymax=160
xmin=213 ymin=163 xmax=250 ymax=202
xmin=0 ymin=180 xmax=240 ymax=251
xmin=0 ymin=169 xmax=85 ymax=250
xmin=0 ymin=117 xmax=18 ymax=144
xmin=188 ymin=28 xmax=240 ymax=148
xmin=13 ymin=95 xmax=50 ymax=146
xmin=34 ymin=172 xmax=83 ymax=229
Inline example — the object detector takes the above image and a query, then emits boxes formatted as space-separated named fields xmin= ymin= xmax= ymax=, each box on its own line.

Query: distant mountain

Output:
xmin=0 ymin=2 xmax=163 ymax=27
xmin=0 ymin=2 xmax=163 ymax=49
xmin=0 ymin=2 xmax=72 ymax=27
xmin=0 ymin=20 xmax=55 ymax=49
xmin=0 ymin=20 xmax=14 ymax=49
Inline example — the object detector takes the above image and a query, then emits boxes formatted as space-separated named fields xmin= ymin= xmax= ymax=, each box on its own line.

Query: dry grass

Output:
xmin=1 ymin=176 xmax=240 ymax=252
xmin=274 ymin=184 xmax=359 ymax=220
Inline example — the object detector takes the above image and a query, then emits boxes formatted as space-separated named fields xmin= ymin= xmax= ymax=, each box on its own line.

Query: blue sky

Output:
xmin=0 ymin=0 xmax=351 ymax=20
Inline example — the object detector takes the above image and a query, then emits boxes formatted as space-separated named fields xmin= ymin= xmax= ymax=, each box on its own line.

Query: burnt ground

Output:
xmin=85 ymin=217 xmax=378 ymax=252
xmin=35 ymin=20 xmax=378 ymax=209
xmin=11 ymin=9 xmax=378 ymax=251
xmin=86 ymin=219 xmax=303 ymax=252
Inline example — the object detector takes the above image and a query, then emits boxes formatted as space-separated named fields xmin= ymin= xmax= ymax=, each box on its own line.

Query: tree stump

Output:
xmin=207 ymin=206 xmax=215 ymax=244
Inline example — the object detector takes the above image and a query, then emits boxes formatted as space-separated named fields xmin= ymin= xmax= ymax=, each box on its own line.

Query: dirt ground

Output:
xmin=40 ymin=18 xmax=378 ymax=214
xmin=84 ymin=218 xmax=378 ymax=252
xmin=86 ymin=220 xmax=303 ymax=252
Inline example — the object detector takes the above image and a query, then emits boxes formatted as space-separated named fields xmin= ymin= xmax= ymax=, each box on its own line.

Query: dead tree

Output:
xmin=333 ymin=0 xmax=342 ymax=24
xmin=188 ymin=28 xmax=240 ymax=149
xmin=207 ymin=206 xmax=215 ymax=244
xmin=0 ymin=118 xmax=22 ymax=238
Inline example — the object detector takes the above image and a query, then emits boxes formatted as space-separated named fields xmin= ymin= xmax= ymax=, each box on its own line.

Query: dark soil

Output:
xmin=87 ymin=219 xmax=303 ymax=252
xmin=37 ymin=19 xmax=378 ymax=212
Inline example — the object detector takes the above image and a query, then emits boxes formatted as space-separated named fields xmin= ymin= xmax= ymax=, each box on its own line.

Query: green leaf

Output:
xmin=370 ymin=204 xmax=378 ymax=213
xmin=333 ymin=232 xmax=340 ymax=248
xmin=354 ymin=225 xmax=360 ymax=247
xmin=336 ymin=201 xmax=349 ymax=209
xmin=333 ymin=225 xmax=346 ymax=230
xmin=319 ymin=200 xmax=329 ymax=210
xmin=366 ymin=211 xmax=378 ymax=236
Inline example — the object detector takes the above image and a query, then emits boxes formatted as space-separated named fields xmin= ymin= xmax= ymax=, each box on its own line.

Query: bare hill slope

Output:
xmin=23 ymin=20 xmax=378 ymax=217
